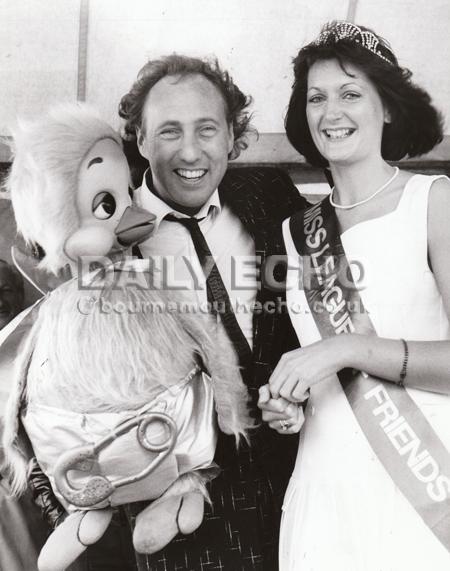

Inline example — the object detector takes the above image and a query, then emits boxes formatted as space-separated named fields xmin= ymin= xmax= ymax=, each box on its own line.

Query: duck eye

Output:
xmin=92 ymin=192 xmax=116 ymax=220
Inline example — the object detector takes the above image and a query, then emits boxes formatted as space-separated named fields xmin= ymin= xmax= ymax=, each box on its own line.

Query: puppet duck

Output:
xmin=7 ymin=103 xmax=155 ymax=280
xmin=4 ymin=264 xmax=251 ymax=571
xmin=1 ymin=105 xmax=252 ymax=571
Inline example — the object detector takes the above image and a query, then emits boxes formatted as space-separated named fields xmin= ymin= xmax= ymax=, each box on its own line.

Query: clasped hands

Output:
xmin=258 ymin=336 xmax=348 ymax=434
xmin=257 ymin=384 xmax=305 ymax=434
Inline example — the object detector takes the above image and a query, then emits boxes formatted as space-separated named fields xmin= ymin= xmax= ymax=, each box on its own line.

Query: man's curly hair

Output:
xmin=119 ymin=54 xmax=254 ymax=161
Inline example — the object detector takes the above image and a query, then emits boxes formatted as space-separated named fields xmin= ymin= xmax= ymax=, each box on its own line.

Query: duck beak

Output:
xmin=115 ymin=206 xmax=156 ymax=247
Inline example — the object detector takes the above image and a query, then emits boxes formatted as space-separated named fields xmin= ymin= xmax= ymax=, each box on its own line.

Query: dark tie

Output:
xmin=165 ymin=214 xmax=252 ymax=368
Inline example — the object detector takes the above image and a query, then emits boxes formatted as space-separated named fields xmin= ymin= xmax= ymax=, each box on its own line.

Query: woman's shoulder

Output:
xmin=395 ymin=172 xmax=449 ymax=214
xmin=428 ymin=175 xmax=450 ymax=194
xmin=416 ymin=174 xmax=450 ymax=219
xmin=402 ymin=171 xmax=450 ymax=192
xmin=427 ymin=175 xmax=450 ymax=230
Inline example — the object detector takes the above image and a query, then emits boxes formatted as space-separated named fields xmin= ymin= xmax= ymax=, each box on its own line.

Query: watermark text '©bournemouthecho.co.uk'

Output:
xmin=77 ymin=295 xmax=367 ymax=316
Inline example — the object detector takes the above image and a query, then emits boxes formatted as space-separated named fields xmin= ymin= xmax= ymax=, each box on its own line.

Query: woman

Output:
xmin=262 ymin=21 xmax=450 ymax=570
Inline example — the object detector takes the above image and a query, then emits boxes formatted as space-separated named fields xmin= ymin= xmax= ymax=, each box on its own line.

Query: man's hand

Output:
xmin=257 ymin=385 xmax=304 ymax=434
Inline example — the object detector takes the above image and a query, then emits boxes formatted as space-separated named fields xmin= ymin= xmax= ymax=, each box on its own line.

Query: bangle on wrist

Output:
xmin=398 ymin=338 xmax=409 ymax=387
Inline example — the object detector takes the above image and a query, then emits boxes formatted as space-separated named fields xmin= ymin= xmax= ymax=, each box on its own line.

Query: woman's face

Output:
xmin=306 ymin=58 xmax=389 ymax=166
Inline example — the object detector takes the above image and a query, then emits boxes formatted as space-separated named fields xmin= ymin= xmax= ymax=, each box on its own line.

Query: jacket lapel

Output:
xmin=218 ymin=171 xmax=276 ymax=363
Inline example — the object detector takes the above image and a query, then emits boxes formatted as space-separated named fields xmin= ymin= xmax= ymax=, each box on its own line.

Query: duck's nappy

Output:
xmin=22 ymin=372 xmax=217 ymax=511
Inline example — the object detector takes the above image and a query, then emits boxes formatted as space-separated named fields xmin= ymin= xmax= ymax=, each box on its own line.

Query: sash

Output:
xmin=290 ymin=198 xmax=450 ymax=552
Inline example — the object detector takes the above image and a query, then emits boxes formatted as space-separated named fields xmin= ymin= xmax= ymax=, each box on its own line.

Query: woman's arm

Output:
xmin=270 ymin=177 xmax=450 ymax=401
xmin=269 ymin=328 xmax=450 ymax=402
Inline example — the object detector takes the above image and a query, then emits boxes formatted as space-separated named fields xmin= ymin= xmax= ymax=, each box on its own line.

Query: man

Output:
xmin=117 ymin=54 xmax=307 ymax=570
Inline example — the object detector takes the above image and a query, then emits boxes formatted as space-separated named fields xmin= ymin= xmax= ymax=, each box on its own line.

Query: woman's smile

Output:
xmin=322 ymin=127 xmax=356 ymax=140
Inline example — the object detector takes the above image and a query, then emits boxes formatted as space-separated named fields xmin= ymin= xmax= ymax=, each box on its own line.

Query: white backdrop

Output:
xmin=1 ymin=0 xmax=449 ymax=151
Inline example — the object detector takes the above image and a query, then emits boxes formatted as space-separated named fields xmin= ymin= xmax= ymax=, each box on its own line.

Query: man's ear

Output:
xmin=227 ymin=124 xmax=234 ymax=155
xmin=136 ymin=128 xmax=148 ymax=159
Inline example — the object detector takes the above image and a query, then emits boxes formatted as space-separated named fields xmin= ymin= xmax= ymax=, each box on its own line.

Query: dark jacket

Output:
xmin=126 ymin=166 xmax=308 ymax=571
xmin=217 ymin=166 xmax=306 ymax=499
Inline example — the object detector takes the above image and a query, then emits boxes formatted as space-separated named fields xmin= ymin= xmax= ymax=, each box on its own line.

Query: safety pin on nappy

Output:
xmin=53 ymin=411 xmax=177 ymax=508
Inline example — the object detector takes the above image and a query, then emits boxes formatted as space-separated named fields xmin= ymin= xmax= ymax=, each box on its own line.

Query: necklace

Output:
xmin=329 ymin=167 xmax=400 ymax=210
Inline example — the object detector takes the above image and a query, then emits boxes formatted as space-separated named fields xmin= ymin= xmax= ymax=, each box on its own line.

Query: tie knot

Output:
xmin=164 ymin=214 xmax=203 ymax=229
xmin=164 ymin=213 xmax=208 ymax=263
xmin=164 ymin=214 xmax=203 ymax=224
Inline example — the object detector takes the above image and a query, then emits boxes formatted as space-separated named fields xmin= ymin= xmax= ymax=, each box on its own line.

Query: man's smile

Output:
xmin=174 ymin=168 xmax=208 ymax=181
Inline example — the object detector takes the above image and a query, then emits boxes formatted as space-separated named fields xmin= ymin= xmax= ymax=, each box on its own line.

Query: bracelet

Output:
xmin=398 ymin=338 xmax=409 ymax=387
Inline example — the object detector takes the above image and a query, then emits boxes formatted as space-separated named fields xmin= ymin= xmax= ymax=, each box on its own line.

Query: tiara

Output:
xmin=314 ymin=21 xmax=395 ymax=65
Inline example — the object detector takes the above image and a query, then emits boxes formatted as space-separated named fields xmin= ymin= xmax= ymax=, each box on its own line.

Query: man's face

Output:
xmin=137 ymin=73 xmax=234 ymax=214
xmin=0 ymin=264 xmax=23 ymax=329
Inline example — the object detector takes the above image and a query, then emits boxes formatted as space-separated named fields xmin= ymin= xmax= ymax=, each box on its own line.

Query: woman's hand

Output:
xmin=269 ymin=335 xmax=353 ymax=401
xmin=258 ymin=385 xmax=305 ymax=434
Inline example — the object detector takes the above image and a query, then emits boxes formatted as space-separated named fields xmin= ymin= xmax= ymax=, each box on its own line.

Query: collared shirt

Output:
xmin=133 ymin=171 xmax=257 ymax=348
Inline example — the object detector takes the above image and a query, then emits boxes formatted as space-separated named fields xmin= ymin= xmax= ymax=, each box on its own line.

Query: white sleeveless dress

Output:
xmin=280 ymin=175 xmax=450 ymax=571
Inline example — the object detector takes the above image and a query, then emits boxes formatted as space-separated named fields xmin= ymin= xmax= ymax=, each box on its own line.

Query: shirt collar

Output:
xmin=137 ymin=169 xmax=221 ymax=231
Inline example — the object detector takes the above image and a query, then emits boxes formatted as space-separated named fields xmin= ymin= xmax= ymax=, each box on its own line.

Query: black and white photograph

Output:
xmin=0 ymin=1 xmax=449 ymax=570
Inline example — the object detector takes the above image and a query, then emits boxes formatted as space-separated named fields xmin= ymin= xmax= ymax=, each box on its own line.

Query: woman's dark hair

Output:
xmin=119 ymin=54 xmax=254 ymax=161
xmin=285 ymin=22 xmax=444 ymax=167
